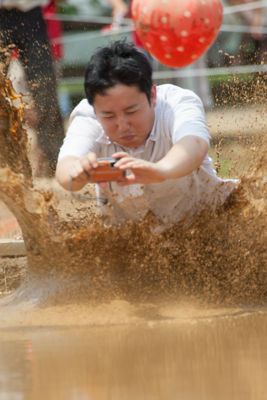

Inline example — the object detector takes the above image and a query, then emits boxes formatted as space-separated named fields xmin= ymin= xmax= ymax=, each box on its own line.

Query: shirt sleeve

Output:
xmin=169 ymin=88 xmax=211 ymax=146
xmin=58 ymin=103 xmax=102 ymax=161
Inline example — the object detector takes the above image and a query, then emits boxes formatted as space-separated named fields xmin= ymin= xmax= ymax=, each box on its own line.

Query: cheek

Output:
xmin=132 ymin=114 xmax=147 ymax=131
xmin=131 ymin=112 xmax=145 ymax=125
xmin=100 ymin=120 xmax=116 ymax=134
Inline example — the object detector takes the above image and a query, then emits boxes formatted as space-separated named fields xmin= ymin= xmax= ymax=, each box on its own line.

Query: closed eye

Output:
xmin=126 ymin=110 xmax=137 ymax=115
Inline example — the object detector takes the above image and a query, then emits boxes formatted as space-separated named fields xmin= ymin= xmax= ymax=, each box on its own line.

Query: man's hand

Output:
xmin=69 ymin=153 xmax=98 ymax=183
xmin=112 ymin=153 xmax=167 ymax=186
xmin=56 ymin=152 xmax=106 ymax=191
xmin=112 ymin=136 xmax=209 ymax=186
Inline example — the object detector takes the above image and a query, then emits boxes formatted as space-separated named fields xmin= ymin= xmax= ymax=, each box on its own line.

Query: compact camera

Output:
xmin=87 ymin=157 xmax=126 ymax=183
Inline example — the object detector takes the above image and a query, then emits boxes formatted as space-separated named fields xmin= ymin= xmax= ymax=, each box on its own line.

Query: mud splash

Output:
xmin=1 ymin=59 xmax=267 ymax=326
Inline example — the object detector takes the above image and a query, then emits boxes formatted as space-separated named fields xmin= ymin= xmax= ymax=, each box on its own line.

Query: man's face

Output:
xmin=93 ymin=83 xmax=156 ymax=149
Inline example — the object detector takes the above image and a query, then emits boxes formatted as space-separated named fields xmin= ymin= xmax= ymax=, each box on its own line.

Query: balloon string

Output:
xmin=68 ymin=175 xmax=108 ymax=205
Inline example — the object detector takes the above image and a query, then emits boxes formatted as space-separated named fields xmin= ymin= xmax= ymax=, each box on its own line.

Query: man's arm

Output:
xmin=156 ymin=135 xmax=208 ymax=179
xmin=113 ymin=136 xmax=209 ymax=186
xmin=106 ymin=0 xmax=128 ymax=18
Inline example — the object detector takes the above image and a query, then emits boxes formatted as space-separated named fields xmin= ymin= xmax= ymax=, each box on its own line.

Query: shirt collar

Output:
xmin=148 ymin=100 xmax=159 ymax=142
xmin=95 ymin=130 xmax=111 ymax=144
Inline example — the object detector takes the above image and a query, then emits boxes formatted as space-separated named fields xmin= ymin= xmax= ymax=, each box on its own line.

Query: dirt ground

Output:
xmin=0 ymin=257 xmax=27 ymax=298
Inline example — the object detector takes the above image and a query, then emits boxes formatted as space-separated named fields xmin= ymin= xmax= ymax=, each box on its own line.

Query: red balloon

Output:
xmin=131 ymin=0 xmax=223 ymax=68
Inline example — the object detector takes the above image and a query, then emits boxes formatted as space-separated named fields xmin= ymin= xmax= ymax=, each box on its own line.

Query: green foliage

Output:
xmin=58 ymin=4 xmax=78 ymax=15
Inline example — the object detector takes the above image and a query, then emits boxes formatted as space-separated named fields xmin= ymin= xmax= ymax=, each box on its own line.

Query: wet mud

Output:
xmin=1 ymin=51 xmax=267 ymax=328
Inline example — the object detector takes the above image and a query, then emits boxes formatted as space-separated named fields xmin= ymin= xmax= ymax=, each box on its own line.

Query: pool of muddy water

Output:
xmin=1 ymin=308 xmax=267 ymax=400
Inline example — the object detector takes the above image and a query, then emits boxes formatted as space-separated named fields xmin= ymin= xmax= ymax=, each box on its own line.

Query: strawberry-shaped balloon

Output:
xmin=131 ymin=0 xmax=223 ymax=67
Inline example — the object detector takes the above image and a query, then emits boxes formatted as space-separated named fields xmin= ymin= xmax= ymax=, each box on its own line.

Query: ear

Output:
xmin=150 ymin=84 xmax=157 ymax=108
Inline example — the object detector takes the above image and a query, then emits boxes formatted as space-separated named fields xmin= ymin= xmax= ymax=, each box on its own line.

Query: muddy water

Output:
xmin=1 ymin=311 xmax=267 ymax=399
xmin=2 ymin=51 xmax=267 ymax=398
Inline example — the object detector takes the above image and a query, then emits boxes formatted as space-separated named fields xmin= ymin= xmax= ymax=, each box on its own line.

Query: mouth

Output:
xmin=120 ymin=135 xmax=136 ymax=142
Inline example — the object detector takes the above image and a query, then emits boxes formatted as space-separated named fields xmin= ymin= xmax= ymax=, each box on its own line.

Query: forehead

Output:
xmin=94 ymin=84 xmax=145 ymax=109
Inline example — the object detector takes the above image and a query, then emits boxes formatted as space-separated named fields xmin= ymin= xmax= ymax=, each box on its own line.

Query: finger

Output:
xmin=116 ymin=174 xmax=137 ymax=186
xmin=112 ymin=152 xmax=129 ymax=159
xmin=119 ymin=161 xmax=145 ymax=170
xmin=69 ymin=163 xmax=84 ymax=179
xmin=79 ymin=157 xmax=92 ymax=172
xmin=98 ymin=182 xmax=107 ymax=189
xmin=86 ymin=152 xmax=98 ymax=169
xmin=114 ymin=157 xmax=135 ymax=168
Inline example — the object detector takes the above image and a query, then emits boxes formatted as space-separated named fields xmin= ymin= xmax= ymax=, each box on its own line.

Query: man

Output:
xmin=0 ymin=0 xmax=65 ymax=176
xmin=56 ymin=40 xmax=237 ymax=230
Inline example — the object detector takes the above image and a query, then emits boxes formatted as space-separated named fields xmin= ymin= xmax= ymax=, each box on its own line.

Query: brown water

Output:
xmin=1 ymin=50 xmax=267 ymax=398
xmin=1 ymin=311 xmax=267 ymax=399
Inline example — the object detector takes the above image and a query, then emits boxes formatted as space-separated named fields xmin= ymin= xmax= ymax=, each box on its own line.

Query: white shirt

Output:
xmin=0 ymin=0 xmax=49 ymax=11
xmin=59 ymin=84 xmax=237 ymax=230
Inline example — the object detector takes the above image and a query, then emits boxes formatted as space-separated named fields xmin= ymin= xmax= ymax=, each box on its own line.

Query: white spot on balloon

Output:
xmin=161 ymin=16 xmax=167 ymax=23
xmin=201 ymin=0 xmax=206 ymax=4
xmin=191 ymin=54 xmax=197 ymax=59
xmin=160 ymin=36 xmax=167 ymax=41
xmin=132 ymin=10 xmax=137 ymax=16
xmin=143 ymin=7 xmax=148 ymax=12
xmin=165 ymin=54 xmax=172 ymax=58
xmin=162 ymin=0 xmax=168 ymax=4
xmin=177 ymin=46 xmax=184 ymax=52
xmin=199 ymin=37 xmax=206 ymax=43
xmin=205 ymin=18 xmax=210 ymax=24
xmin=181 ymin=31 xmax=188 ymax=37
xmin=146 ymin=42 xmax=152 ymax=48
xmin=184 ymin=11 xmax=191 ymax=18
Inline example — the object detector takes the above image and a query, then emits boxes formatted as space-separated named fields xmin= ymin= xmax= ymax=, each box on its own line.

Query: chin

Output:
xmin=122 ymin=143 xmax=139 ymax=149
xmin=118 ymin=140 xmax=141 ymax=149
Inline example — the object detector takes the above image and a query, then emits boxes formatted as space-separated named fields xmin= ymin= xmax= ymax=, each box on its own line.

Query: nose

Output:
xmin=117 ymin=115 xmax=130 ymax=132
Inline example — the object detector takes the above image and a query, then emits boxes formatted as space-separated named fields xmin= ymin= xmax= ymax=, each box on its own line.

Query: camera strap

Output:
xmin=68 ymin=174 xmax=108 ymax=205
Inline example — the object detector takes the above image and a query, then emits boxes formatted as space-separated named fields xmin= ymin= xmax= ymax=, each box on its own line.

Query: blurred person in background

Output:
xmin=0 ymin=0 xmax=65 ymax=177
xmin=227 ymin=0 xmax=267 ymax=65
xmin=43 ymin=0 xmax=71 ymax=119
xmin=208 ymin=0 xmax=267 ymax=67
xmin=43 ymin=0 xmax=63 ymax=78
xmin=107 ymin=0 xmax=128 ymax=20
xmin=104 ymin=0 xmax=153 ymax=57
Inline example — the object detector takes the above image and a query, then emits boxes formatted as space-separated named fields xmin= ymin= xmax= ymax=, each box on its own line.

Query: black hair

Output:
xmin=84 ymin=39 xmax=153 ymax=105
